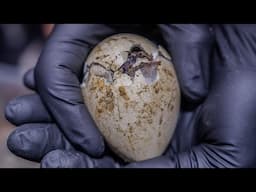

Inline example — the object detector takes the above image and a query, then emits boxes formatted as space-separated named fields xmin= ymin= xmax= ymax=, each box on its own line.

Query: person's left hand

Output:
xmin=5 ymin=69 xmax=121 ymax=168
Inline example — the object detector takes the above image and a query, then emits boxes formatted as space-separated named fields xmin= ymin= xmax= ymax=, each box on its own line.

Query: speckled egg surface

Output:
xmin=81 ymin=33 xmax=180 ymax=162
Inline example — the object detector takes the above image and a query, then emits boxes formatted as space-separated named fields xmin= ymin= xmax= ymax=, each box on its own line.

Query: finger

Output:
xmin=124 ymin=156 xmax=176 ymax=168
xmin=41 ymin=149 xmax=92 ymax=168
xmin=158 ymin=24 xmax=214 ymax=103
xmin=5 ymin=94 xmax=52 ymax=125
xmin=7 ymin=123 xmax=74 ymax=162
xmin=41 ymin=149 xmax=118 ymax=168
xmin=35 ymin=25 xmax=119 ymax=157
xmin=23 ymin=68 xmax=36 ymax=90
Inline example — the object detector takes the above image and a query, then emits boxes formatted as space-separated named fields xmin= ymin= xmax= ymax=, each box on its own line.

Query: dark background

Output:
xmin=0 ymin=24 xmax=54 ymax=167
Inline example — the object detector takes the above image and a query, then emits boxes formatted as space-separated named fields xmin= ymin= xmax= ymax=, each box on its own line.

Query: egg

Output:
xmin=81 ymin=33 xmax=180 ymax=162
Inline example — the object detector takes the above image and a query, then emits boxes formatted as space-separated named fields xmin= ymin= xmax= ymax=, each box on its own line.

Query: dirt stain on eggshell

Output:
xmin=118 ymin=86 xmax=130 ymax=100
xmin=93 ymin=78 xmax=115 ymax=118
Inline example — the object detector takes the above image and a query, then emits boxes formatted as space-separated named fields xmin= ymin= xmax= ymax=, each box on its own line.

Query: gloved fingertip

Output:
xmin=6 ymin=128 xmax=35 ymax=160
xmin=41 ymin=150 xmax=91 ymax=168
xmin=23 ymin=68 xmax=36 ymax=90
xmin=94 ymin=156 xmax=120 ymax=168
xmin=41 ymin=150 xmax=64 ymax=168
xmin=7 ymin=129 xmax=22 ymax=154
xmin=5 ymin=100 xmax=21 ymax=125
xmin=7 ymin=124 xmax=49 ymax=161
xmin=181 ymin=79 xmax=208 ymax=104
xmin=78 ymin=135 xmax=105 ymax=158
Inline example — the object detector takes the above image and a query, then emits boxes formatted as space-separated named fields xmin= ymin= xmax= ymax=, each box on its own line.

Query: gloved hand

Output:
xmin=6 ymin=24 xmax=256 ymax=168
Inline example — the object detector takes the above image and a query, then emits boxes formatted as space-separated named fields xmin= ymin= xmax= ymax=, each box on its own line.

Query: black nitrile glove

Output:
xmin=6 ymin=24 xmax=256 ymax=168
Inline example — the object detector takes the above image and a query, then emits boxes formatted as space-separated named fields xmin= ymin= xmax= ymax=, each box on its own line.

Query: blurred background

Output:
xmin=0 ymin=24 xmax=54 ymax=168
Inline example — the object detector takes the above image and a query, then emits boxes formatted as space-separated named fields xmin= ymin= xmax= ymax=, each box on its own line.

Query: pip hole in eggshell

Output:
xmin=81 ymin=33 xmax=180 ymax=162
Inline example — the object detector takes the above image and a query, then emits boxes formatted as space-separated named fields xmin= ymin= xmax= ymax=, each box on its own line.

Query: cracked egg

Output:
xmin=81 ymin=33 xmax=180 ymax=162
